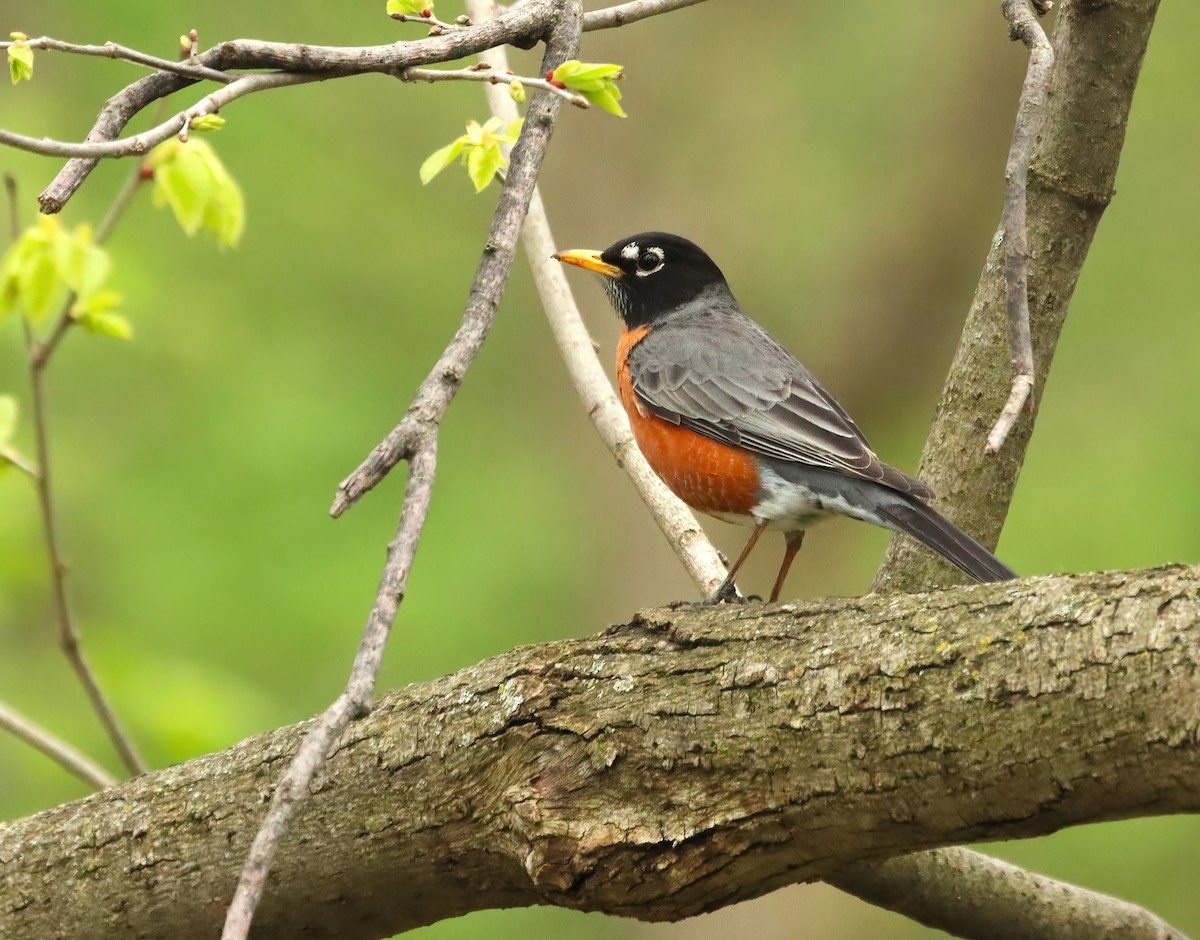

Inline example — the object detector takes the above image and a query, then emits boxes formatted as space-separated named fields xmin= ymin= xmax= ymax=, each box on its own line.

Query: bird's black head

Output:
xmin=554 ymin=232 xmax=730 ymax=329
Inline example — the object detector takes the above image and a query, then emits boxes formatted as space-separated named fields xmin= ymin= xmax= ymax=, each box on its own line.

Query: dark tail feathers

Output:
xmin=876 ymin=498 xmax=1016 ymax=583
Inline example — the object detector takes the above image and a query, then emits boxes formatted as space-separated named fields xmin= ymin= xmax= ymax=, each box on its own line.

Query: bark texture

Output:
xmin=2 ymin=565 xmax=1198 ymax=939
xmin=875 ymin=0 xmax=1163 ymax=592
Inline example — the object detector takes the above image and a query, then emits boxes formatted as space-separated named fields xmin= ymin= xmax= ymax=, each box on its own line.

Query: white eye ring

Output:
xmin=635 ymin=248 xmax=664 ymax=276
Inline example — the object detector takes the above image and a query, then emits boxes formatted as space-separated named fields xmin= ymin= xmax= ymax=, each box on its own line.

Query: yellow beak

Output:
xmin=552 ymin=248 xmax=623 ymax=278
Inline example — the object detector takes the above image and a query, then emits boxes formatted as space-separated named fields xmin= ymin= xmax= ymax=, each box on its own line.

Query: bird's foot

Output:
xmin=699 ymin=581 xmax=758 ymax=606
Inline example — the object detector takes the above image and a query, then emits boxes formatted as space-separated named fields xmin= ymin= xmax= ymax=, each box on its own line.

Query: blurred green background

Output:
xmin=2 ymin=2 xmax=1197 ymax=938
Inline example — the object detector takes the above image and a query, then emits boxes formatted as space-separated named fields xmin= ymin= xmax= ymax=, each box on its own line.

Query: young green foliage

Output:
xmin=0 ymin=394 xmax=19 ymax=476
xmin=0 ymin=395 xmax=16 ymax=448
xmin=0 ymin=217 xmax=124 ymax=337
xmin=189 ymin=114 xmax=227 ymax=133
xmin=8 ymin=33 xmax=33 ymax=85
xmin=386 ymin=0 xmax=433 ymax=16
xmin=145 ymin=137 xmax=245 ymax=247
xmin=549 ymin=60 xmax=625 ymax=117
xmin=420 ymin=117 xmax=523 ymax=192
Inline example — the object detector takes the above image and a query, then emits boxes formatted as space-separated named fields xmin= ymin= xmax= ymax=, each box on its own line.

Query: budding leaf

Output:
xmin=0 ymin=217 xmax=122 ymax=328
xmin=76 ymin=308 xmax=133 ymax=340
xmin=420 ymin=118 xmax=522 ymax=191
xmin=419 ymin=139 xmax=467 ymax=185
xmin=54 ymin=224 xmax=111 ymax=298
xmin=508 ymin=79 xmax=526 ymax=104
xmin=189 ymin=114 xmax=226 ymax=133
xmin=147 ymin=137 xmax=245 ymax=247
xmin=0 ymin=218 xmax=61 ymax=323
xmin=386 ymin=0 xmax=432 ymax=15
xmin=8 ymin=40 xmax=33 ymax=85
xmin=549 ymin=60 xmax=625 ymax=117
xmin=0 ymin=395 xmax=17 ymax=448
xmin=466 ymin=143 xmax=502 ymax=193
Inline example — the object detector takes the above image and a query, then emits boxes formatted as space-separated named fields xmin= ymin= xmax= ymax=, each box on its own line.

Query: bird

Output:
xmin=554 ymin=231 xmax=1016 ymax=603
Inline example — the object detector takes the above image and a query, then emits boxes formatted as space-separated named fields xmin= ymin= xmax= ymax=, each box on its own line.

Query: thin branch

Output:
xmin=0 ymin=699 xmax=118 ymax=790
xmin=467 ymin=0 xmax=727 ymax=596
xmin=833 ymin=846 xmax=1185 ymax=940
xmin=986 ymin=0 xmax=1054 ymax=454
xmin=20 ymin=0 xmax=704 ymax=214
xmin=0 ymin=70 xmax=324 ymax=160
xmin=32 ymin=0 xmax=563 ymax=213
xmin=23 ymin=329 xmax=146 ymax=776
xmin=390 ymin=11 xmax=471 ymax=31
xmin=582 ymin=0 xmax=710 ymax=31
xmin=401 ymin=63 xmax=590 ymax=109
xmin=12 ymin=165 xmax=151 ymax=777
xmin=0 ymin=35 xmax=235 ymax=83
xmin=223 ymin=7 xmax=584 ymax=937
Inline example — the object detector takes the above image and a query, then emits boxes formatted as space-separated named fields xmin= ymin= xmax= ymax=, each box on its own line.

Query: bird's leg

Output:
xmin=704 ymin=522 xmax=767 ymax=604
xmin=768 ymin=530 xmax=806 ymax=603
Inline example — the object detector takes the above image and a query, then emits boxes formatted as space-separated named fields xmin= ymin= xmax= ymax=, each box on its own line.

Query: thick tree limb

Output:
xmin=1 ymin=565 xmax=1195 ymax=940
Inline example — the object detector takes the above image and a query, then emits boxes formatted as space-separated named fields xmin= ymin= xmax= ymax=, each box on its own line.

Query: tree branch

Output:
xmin=0 ymin=699 xmax=117 ymax=790
xmin=986 ymin=0 xmax=1055 ymax=454
xmin=874 ymin=0 xmax=1162 ymax=593
xmin=21 ymin=0 xmax=706 ymax=214
xmin=847 ymin=2 xmax=1166 ymax=936
xmin=219 ymin=5 xmax=584 ymax=937
xmin=465 ymin=0 xmax=727 ymax=594
xmin=1 ymin=565 xmax=1194 ymax=940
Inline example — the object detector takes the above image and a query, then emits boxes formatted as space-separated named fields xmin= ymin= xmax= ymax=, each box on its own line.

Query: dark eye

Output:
xmin=637 ymin=249 xmax=663 ymax=273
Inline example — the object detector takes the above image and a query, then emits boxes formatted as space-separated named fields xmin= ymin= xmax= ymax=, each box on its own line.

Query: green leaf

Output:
xmin=71 ymin=289 xmax=122 ymax=318
xmin=466 ymin=143 xmax=503 ymax=193
xmin=148 ymin=137 xmax=244 ymax=246
xmin=508 ymin=80 xmax=526 ymax=104
xmin=578 ymin=85 xmax=626 ymax=118
xmin=18 ymin=252 xmax=59 ymax=323
xmin=419 ymin=139 xmax=466 ymax=185
xmin=0 ymin=395 xmax=17 ymax=447
xmin=189 ymin=114 xmax=226 ymax=133
xmin=1 ymin=217 xmax=58 ymax=321
xmin=549 ymin=60 xmax=626 ymax=117
xmin=499 ymin=118 xmax=524 ymax=144
xmin=386 ymin=0 xmax=432 ymax=15
xmin=54 ymin=224 xmax=112 ymax=297
xmin=8 ymin=41 xmax=33 ymax=85
xmin=552 ymin=60 xmax=623 ymax=87
xmin=76 ymin=309 xmax=133 ymax=340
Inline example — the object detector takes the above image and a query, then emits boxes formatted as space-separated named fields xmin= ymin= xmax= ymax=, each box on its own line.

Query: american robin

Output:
xmin=554 ymin=232 xmax=1016 ymax=603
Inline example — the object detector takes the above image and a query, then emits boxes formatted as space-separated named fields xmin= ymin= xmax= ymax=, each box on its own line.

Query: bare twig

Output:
xmin=31 ymin=0 xmax=563 ymax=213
xmin=0 ymin=35 xmax=234 ymax=83
xmin=986 ymin=0 xmax=1054 ymax=453
xmin=833 ymin=846 xmax=1185 ymax=940
xmin=0 ymin=70 xmax=324 ymax=159
xmin=401 ymin=63 xmax=590 ymax=109
xmin=0 ymin=699 xmax=118 ymax=790
xmin=223 ymin=7 xmax=584 ymax=937
xmin=582 ymin=0 xmax=710 ymax=31
xmin=6 ymin=169 xmax=150 ymax=777
xmin=468 ymin=0 xmax=726 ymax=596
xmin=390 ymin=11 xmax=471 ymax=31
xmin=19 ymin=0 xmax=704 ymax=214
xmin=23 ymin=333 xmax=146 ymax=776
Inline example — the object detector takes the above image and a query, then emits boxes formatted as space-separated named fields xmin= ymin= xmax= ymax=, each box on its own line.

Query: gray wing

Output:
xmin=628 ymin=308 xmax=931 ymax=498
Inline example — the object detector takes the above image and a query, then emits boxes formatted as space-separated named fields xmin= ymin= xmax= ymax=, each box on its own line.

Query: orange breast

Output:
xmin=616 ymin=326 xmax=761 ymax=517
